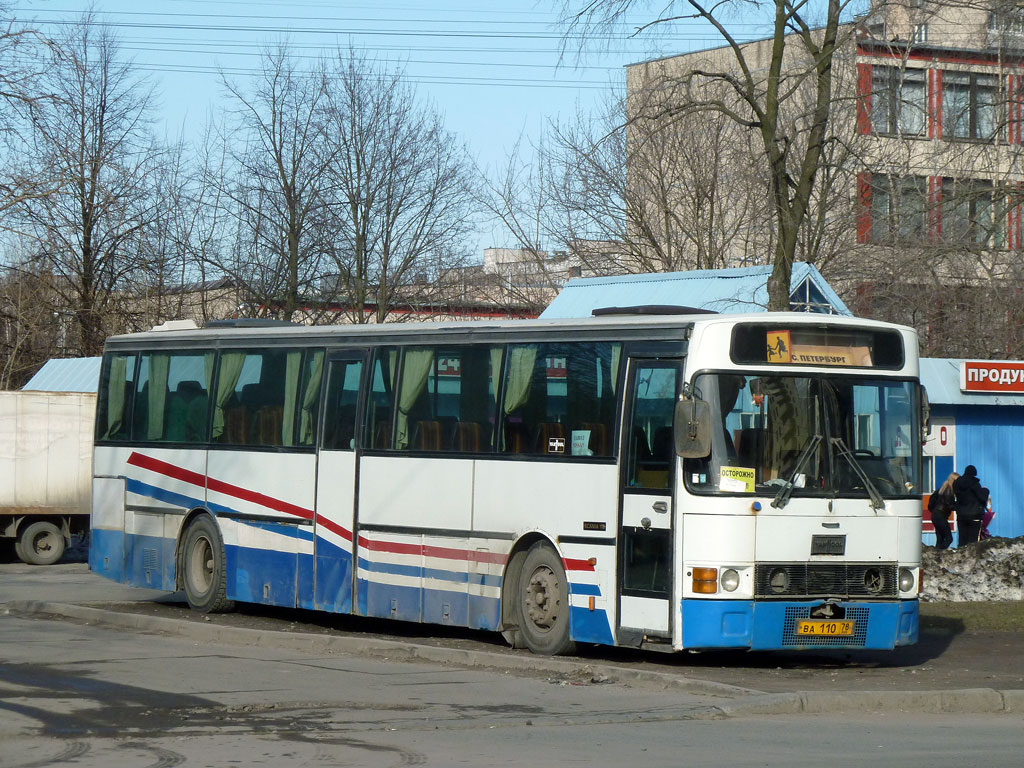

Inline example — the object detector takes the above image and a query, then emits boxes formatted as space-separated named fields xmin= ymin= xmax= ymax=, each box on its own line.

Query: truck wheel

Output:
xmin=181 ymin=516 xmax=234 ymax=613
xmin=17 ymin=522 xmax=65 ymax=566
xmin=515 ymin=541 xmax=576 ymax=656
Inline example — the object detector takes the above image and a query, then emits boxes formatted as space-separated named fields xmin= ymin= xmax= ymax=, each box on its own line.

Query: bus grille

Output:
xmin=782 ymin=606 xmax=870 ymax=647
xmin=755 ymin=562 xmax=898 ymax=599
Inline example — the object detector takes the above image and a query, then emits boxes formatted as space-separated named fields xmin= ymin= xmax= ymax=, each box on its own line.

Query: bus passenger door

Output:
xmin=312 ymin=352 xmax=366 ymax=613
xmin=618 ymin=360 xmax=680 ymax=644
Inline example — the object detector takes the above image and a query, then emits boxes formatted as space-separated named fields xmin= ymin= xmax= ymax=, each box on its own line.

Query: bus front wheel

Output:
xmin=181 ymin=516 xmax=235 ymax=613
xmin=516 ymin=542 xmax=576 ymax=656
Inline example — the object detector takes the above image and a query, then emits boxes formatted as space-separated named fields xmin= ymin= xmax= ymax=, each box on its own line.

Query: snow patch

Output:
xmin=920 ymin=537 xmax=1024 ymax=602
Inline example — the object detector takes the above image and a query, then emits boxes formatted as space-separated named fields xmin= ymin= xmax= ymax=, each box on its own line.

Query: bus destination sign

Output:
xmin=766 ymin=330 xmax=873 ymax=367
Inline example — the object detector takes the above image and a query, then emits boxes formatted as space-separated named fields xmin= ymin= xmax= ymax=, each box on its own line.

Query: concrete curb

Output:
xmin=8 ymin=600 xmax=1024 ymax=716
xmin=4 ymin=601 xmax=753 ymax=700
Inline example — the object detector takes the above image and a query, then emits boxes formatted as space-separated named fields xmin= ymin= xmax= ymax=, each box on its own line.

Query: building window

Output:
xmin=942 ymin=72 xmax=997 ymax=141
xmin=870 ymin=175 xmax=929 ymax=245
xmin=912 ymin=24 xmax=928 ymax=43
xmin=988 ymin=10 xmax=1024 ymax=37
xmin=871 ymin=66 xmax=926 ymax=137
xmin=941 ymin=179 xmax=997 ymax=247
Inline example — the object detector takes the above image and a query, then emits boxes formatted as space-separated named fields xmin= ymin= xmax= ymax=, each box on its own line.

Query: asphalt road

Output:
xmin=2 ymin=560 xmax=1024 ymax=767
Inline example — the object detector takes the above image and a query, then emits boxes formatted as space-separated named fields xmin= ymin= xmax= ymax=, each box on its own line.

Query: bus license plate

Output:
xmin=795 ymin=619 xmax=855 ymax=637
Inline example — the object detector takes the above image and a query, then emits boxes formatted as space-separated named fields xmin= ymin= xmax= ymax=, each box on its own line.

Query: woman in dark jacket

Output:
xmin=953 ymin=465 xmax=987 ymax=546
xmin=928 ymin=472 xmax=958 ymax=550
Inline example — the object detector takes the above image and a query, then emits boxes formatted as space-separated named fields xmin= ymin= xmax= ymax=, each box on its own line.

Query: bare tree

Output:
xmin=563 ymin=0 xmax=858 ymax=309
xmin=9 ymin=14 xmax=163 ymax=355
xmin=0 ymin=1 xmax=59 ymax=218
xmin=0 ymin=261 xmax=62 ymax=388
xmin=322 ymin=48 xmax=478 ymax=323
xmin=480 ymin=89 xmax=766 ymax=306
xmin=217 ymin=44 xmax=332 ymax=322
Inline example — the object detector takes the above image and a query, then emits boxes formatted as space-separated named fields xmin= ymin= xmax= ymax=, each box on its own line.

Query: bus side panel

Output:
xmin=101 ymin=447 xmax=208 ymax=590
xmin=90 ymin=474 xmax=126 ymax=582
xmin=357 ymin=456 xmax=473 ymax=625
xmin=311 ymin=450 xmax=357 ymax=614
xmin=207 ymin=451 xmax=316 ymax=609
xmin=468 ymin=535 xmax=504 ymax=630
xmin=473 ymin=460 xmax=619 ymax=646
xmin=220 ymin=517 xmax=311 ymax=607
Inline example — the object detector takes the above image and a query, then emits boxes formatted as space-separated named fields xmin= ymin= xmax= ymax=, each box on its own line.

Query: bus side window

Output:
xmin=136 ymin=352 xmax=212 ymax=443
xmin=389 ymin=344 xmax=499 ymax=454
xmin=500 ymin=341 xmax=620 ymax=458
xmin=96 ymin=353 xmax=136 ymax=442
xmin=322 ymin=358 xmax=362 ymax=451
xmin=366 ymin=348 xmax=397 ymax=450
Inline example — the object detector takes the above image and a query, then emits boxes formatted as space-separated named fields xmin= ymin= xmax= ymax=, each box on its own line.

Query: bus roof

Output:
xmin=102 ymin=311 xmax=917 ymax=352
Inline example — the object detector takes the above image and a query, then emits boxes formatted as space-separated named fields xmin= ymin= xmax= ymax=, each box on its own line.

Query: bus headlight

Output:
xmin=898 ymin=567 xmax=916 ymax=593
xmin=720 ymin=568 xmax=740 ymax=592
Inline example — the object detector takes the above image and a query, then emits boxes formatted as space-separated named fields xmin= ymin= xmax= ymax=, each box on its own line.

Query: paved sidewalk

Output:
xmin=7 ymin=598 xmax=1024 ymax=717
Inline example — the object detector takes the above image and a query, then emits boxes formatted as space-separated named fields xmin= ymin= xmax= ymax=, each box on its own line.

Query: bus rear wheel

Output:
xmin=17 ymin=521 xmax=65 ymax=566
xmin=516 ymin=542 xmax=576 ymax=656
xmin=181 ymin=516 xmax=234 ymax=613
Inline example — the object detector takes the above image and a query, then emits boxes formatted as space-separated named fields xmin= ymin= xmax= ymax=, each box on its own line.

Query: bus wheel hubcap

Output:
xmin=526 ymin=567 xmax=559 ymax=630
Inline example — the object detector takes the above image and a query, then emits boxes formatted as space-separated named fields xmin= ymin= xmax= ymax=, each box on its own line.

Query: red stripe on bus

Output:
xmin=356 ymin=535 xmax=508 ymax=565
xmin=564 ymin=558 xmax=596 ymax=572
xmin=314 ymin=514 xmax=354 ymax=543
xmin=127 ymin=451 xmax=314 ymax=521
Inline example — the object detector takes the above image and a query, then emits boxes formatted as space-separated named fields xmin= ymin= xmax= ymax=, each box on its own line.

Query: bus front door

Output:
xmin=311 ymin=352 xmax=366 ymax=614
xmin=617 ymin=360 xmax=679 ymax=645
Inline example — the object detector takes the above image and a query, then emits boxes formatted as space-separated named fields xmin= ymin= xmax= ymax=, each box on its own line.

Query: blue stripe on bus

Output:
xmin=568 ymin=582 xmax=601 ymax=597
xmin=356 ymin=556 xmax=502 ymax=588
xmin=96 ymin=529 xmax=612 ymax=645
xmin=238 ymin=519 xmax=315 ymax=542
xmin=125 ymin=478 xmax=205 ymax=512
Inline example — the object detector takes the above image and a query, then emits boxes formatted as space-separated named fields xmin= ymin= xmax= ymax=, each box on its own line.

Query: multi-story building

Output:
xmin=625 ymin=1 xmax=1024 ymax=357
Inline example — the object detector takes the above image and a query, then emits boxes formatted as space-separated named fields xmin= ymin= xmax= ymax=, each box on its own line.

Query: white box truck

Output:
xmin=0 ymin=390 xmax=95 ymax=564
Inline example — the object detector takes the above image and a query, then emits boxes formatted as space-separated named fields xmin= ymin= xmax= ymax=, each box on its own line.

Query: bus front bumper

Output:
xmin=679 ymin=598 xmax=919 ymax=651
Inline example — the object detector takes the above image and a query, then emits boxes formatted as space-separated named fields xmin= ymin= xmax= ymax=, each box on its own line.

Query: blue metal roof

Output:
xmin=920 ymin=357 xmax=1024 ymax=407
xmin=540 ymin=263 xmax=850 ymax=319
xmin=22 ymin=357 xmax=102 ymax=393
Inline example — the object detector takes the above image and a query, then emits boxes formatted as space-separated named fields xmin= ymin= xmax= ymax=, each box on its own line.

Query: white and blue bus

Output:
xmin=90 ymin=311 xmax=925 ymax=654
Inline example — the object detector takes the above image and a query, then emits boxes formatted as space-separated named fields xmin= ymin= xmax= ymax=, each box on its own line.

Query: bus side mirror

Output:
xmin=674 ymin=397 xmax=712 ymax=458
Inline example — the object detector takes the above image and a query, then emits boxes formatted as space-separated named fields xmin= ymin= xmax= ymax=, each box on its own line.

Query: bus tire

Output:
xmin=516 ymin=542 xmax=576 ymax=656
xmin=181 ymin=516 xmax=235 ymax=613
xmin=17 ymin=521 xmax=65 ymax=566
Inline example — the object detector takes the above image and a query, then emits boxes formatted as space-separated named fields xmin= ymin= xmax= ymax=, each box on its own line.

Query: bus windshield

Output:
xmin=685 ymin=372 xmax=920 ymax=499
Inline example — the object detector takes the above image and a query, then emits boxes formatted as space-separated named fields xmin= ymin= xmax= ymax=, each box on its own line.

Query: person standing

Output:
xmin=928 ymin=472 xmax=958 ymax=550
xmin=953 ymin=465 xmax=987 ymax=547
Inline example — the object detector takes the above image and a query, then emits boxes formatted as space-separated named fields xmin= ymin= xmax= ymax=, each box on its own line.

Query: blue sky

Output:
xmin=11 ymin=1 xmax=786 ymax=252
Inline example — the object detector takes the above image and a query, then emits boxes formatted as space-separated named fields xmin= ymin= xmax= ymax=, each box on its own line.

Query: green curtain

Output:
xmin=395 ymin=348 xmax=435 ymax=450
xmin=212 ymin=352 xmax=246 ymax=439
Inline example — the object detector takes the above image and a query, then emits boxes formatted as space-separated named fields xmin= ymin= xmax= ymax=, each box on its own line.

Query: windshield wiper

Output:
xmin=770 ymin=433 xmax=822 ymax=510
xmin=831 ymin=437 xmax=886 ymax=511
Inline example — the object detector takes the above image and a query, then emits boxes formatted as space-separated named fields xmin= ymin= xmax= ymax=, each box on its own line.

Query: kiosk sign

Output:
xmin=961 ymin=361 xmax=1024 ymax=393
